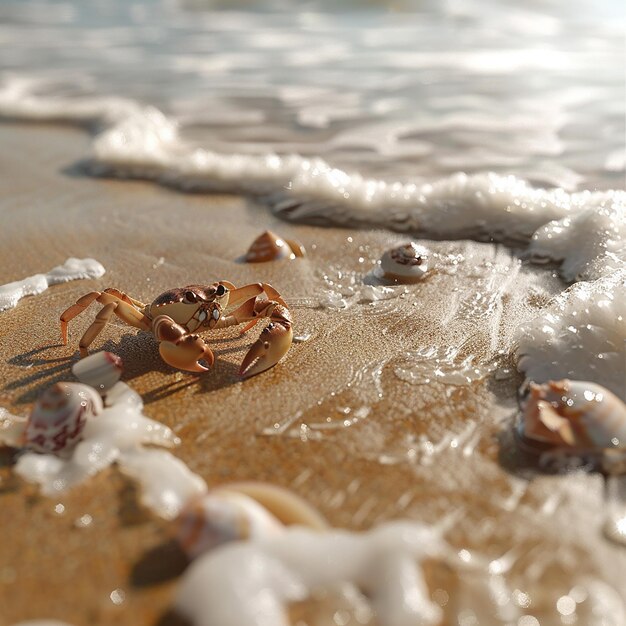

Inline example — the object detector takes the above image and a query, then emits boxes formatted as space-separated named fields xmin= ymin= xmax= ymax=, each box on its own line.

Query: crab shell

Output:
xmin=25 ymin=382 xmax=103 ymax=455
xmin=518 ymin=379 xmax=626 ymax=452
xmin=72 ymin=351 xmax=123 ymax=394
xmin=379 ymin=242 xmax=429 ymax=283
xmin=148 ymin=283 xmax=230 ymax=334
xmin=174 ymin=482 xmax=327 ymax=559
xmin=245 ymin=230 xmax=305 ymax=263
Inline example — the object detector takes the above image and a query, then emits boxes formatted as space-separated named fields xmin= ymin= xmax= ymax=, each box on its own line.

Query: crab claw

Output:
xmin=239 ymin=319 xmax=293 ymax=378
xmin=159 ymin=335 xmax=215 ymax=373
xmin=153 ymin=315 xmax=214 ymax=373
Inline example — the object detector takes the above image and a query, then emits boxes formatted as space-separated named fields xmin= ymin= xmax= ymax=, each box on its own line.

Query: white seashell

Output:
xmin=218 ymin=482 xmax=328 ymax=529
xmin=518 ymin=379 xmax=626 ymax=452
xmin=245 ymin=230 xmax=305 ymax=263
xmin=72 ymin=351 xmax=123 ymax=394
xmin=174 ymin=482 xmax=327 ymax=559
xmin=25 ymin=383 xmax=103 ymax=455
xmin=0 ymin=408 xmax=27 ymax=448
xmin=379 ymin=242 xmax=429 ymax=283
xmin=175 ymin=491 xmax=283 ymax=559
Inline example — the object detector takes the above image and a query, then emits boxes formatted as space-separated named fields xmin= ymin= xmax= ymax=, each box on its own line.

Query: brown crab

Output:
xmin=60 ymin=282 xmax=292 ymax=377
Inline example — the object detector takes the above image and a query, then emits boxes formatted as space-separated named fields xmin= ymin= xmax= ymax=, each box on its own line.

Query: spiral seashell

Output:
xmin=518 ymin=379 xmax=626 ymax=452
xmin=25 ymin=382 xmax=103 ymax=455
xmin=174 ymin=482 xmax=327 ymax=559
xmin=72 ymin=351 xmax=123 ymax=394
xmin=379 ymin=242 xmax=429 ymax=283
xmin=244 ymin=230 xmax=305 ymax=263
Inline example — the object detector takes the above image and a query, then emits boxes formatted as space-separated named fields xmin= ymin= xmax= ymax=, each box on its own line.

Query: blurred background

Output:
xmin=0 ymin=0 xmax=624 ymax=190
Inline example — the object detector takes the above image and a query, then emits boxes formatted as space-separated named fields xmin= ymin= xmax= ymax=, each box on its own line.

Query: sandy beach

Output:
xmin=0 ymin=121 xmax=624 ymax=625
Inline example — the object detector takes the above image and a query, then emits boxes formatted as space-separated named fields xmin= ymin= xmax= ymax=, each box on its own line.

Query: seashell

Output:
xmin=379 ymin=242 xmax=429 ymax=283
xmin=72 ymin=351 xmax=123 ymax=394
xmin=25 ymin=382 xmax=103 ymax=455
xmin=244 ymin=230 xmax=305 ymax=263
xmin=174 ymin=491 xmax=283 ymax=559
xmin=174 ymin=482 xmax=327 ymax=559
xmin=518 ymin=379 xmax=626 ymax=453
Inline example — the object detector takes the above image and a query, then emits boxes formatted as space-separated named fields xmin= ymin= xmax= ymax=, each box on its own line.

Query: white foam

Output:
xmin=0 ymin=258 xmax=105 ymax=312
xmin=0 ymin=78 xmax=623 ymax=283
xmin=11 ymin=382 xmax=206 ymax=519
xmin=516 ymin=271 xmax=626 ymax=399
xmin=92 ymin=112 xmax=625 ymax=253
xmin=176 ymin=521 xmax=446 ymax=626
xmin=526 ymin=204 xmax=626 ymax=282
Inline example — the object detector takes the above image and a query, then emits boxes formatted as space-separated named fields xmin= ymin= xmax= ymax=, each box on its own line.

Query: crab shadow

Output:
xmin=4 ymin=344 xmax=75 ymax=403
xmin=95 ymin=333 xmax=245 ymax=403
xmin=4 ymin=332 xmax=247 ymax=406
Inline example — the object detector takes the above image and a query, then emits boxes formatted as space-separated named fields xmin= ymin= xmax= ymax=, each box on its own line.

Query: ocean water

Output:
xmin=0 ymin=0 xmax=624 ymax=187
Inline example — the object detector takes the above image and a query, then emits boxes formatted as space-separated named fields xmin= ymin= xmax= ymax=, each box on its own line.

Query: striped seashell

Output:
xmin=244 ymin=230 xmax=305 ymax=263
xmin=379 ymin=242 xmax=429 ymax=283
xmin=174 ymin=482 xmax=327 ymax=559
xmin=72 ymin=351 xmax=123 ymax=394
xmin=519 ymin=379 xmax=626 ymax=451
xmin=25 ymin=382 xmax=103 ymax=455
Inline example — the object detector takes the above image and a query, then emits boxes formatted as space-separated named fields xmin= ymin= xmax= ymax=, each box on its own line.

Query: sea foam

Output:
xmin=0 ymin=258 xmax=105 ymax=312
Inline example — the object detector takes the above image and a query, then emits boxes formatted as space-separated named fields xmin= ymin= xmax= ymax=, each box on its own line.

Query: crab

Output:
xmin=59 ymin=282 xmax=292 ymax=377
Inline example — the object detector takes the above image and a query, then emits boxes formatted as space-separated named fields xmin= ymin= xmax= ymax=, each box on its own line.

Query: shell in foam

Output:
xmin=174 ymin=481 xmax=327 ymax=559
xmin=378 ymin=242 xmax=430 ymax=284
xmin=72 ymin=351 xmax=123 ymax=394
xmin=244 ymin=230 xmax=305 ymax=263
xmin=518 ymin=379 xmax=626 ymax=455
xmin=25 ymin=382 xmax=103 ymax=455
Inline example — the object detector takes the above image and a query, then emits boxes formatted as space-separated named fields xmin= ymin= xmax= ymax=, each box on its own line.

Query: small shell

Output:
xmin=72 ymin=351 xmax=123 ymax=394
xmin=245 ymin=230 xmax=305 ymax=263
xmin=174 ymin=482 xmax=327 ymax=559
xmin=25 ymin=383 xmax=103 ymax=455
xmin=518 ymin=379 xmax=626 ymax=452
xmin=379 ymin=242 xmax=429 ymax=283
xmin=175 ymin=491 xmax=283 ymax=559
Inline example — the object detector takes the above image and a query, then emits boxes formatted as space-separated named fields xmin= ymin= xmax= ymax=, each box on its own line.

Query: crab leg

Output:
xmin=213 ymin=283 xmax=290 ymax=332
xmin=60 ymin=288 xmax=148 ymax=344
xmin=77 ymin=301 xmax=151 ymax=356
xmin=153 ymin=315 xmax=215 ymax=373
xmin=239 ymin=302 xmax=293 ymax=378
xmin=78 ymin=302 xmax=117 ymax=357
xmin=61 ymin=290 xmax=151 ymax=357
xmin=227 ymin=283 xmax=264 ymax=307
xmin=103 ymin=288 xmax=146 ymax=309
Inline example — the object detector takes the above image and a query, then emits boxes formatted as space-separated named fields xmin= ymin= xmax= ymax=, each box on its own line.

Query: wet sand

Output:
xmin=0 ymin=122 xmax=624 ymax=625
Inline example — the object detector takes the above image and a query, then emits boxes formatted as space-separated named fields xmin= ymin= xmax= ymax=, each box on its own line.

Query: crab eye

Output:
xmin=184 ymin=291 xmax=197 ymax=303
xmin=216 ymin=284 xmax=227 ymax=296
